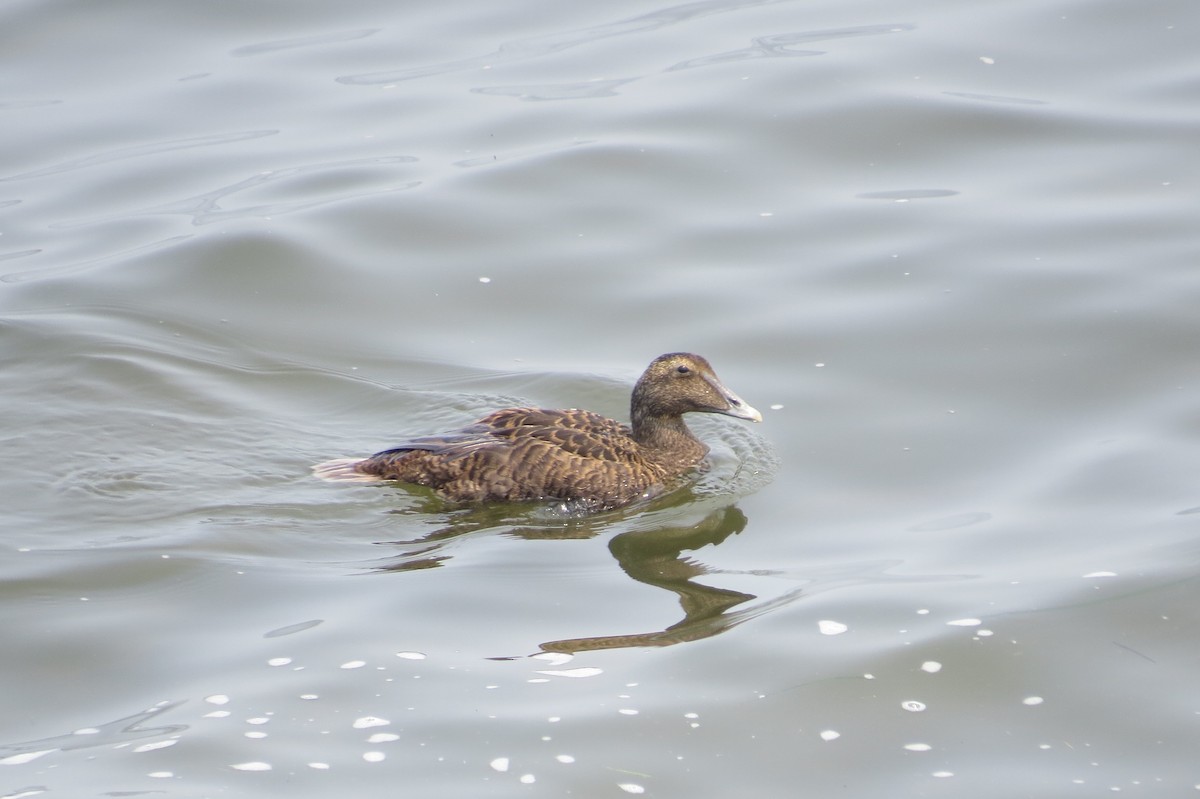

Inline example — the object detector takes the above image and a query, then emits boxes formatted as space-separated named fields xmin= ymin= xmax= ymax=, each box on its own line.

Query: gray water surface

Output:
xmin=3 ymin=0 xmax=1199 ymax=796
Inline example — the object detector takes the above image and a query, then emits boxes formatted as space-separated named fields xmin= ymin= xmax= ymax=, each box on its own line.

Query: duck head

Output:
xmin=631 ymin=353 xmax=763 ymax=424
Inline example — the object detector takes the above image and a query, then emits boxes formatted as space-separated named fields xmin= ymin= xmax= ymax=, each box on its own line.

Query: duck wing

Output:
xmin=366 ymin=407 xmax=636 ymax=463
xmin=475 ymin=407 xmax=642 ymax=463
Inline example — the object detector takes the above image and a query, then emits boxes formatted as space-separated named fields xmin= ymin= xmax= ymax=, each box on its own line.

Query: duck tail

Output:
xmin=311 ymin=457 xmax=386 ymax=483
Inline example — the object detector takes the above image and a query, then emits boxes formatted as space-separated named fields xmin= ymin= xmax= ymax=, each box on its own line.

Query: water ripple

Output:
xmin=230 ymin=28 xmax=380 ymax=57
xmin=667 ymin=23 xmax=915 ymax=71
xmin=470 ymin=23 xmax=915 ymax=101
xmin=0 ymin=130 xmax=278 ymax=182
xmin=54 ymin=155 xmax=420 ymax=228
xmin=472 ymin=78 xmax=637 ymax=102
xmin=337 ymin=0 xmax=789 ymax=85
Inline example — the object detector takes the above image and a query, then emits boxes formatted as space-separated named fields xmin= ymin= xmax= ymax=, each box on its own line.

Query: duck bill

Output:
xmin=708 ymin=376 xmax=763 ymax=423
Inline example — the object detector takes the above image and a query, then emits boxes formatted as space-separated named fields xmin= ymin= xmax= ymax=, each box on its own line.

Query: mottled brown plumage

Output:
xmin=314 ymin=353 xmax=761 ymax=510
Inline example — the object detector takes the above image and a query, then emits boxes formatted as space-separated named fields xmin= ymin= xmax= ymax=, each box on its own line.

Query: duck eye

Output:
xmin=676 ymin=365 xmax=691 ymax=375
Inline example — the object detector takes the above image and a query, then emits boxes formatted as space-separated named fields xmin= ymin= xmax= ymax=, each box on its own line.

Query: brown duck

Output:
xmin=314 ymin=353 xmax=762 ymax=509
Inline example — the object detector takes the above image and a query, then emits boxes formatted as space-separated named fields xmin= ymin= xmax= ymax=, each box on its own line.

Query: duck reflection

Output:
xmin=372 ymin=495 xmax=768 ymax=653
xmin=539 ymin=504 xmax=756 ymax=653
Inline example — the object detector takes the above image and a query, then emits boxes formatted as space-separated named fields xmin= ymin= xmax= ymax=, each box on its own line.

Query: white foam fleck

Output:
xmin=532 ymin=652 xmax=573 ymax=666
xmin=1 ymin=749 xmax=56 ymax=765
xmin=244 ymin=732 xmax=267 ymax=739
xmin=1083 ymin=571 xmax=1117 ymax=578
xmin=901 ymin=700 xmax=927 ymax=712
xmin=363 ymin=751 xmax=386 ymax=762
xmin=932 ymin=771 xmax=954 ymax=778
xmin=147 ymin=771 xmax=173 ymax=778
xmin=1023 ymin=696 xmax=1044 ymax=706
xmin=490 ymin=757 xmax=510 ymax=772
xmin=818 ymin=620 xmax=848 ymax=635
xmin=340 ymin=660 xmax=367 ymax=669
xmin=395 ymin=651 xmax=427 ymax=660
xmin=904 ymin=743 xmax=932 ymax=752
xmin=353 ymin=716 xmax=390 ymax=729
xmin=921 ymin=661 xmax=943 ymax=673
xmin=267 ymin=657 xmax=292 ymax=667
xmin=73 ymin=727 xmax=100 ymax=735
xmin=947 ymin=618 xmax=982 ymax=627
xmin=820 ymin=730 xmax=840 ymax=741
xmin=618 ymin=709 xmax=639 ymax=716
xmin=133 ymin=740 xmax=178 ymax=753
xmin=230 ymin=761 xmax=272 ymax=771
xmin=308 ymin=762 xmax=330 ymax=770
xmin=205 ymin=694 xmax=230 ymax=705
xmin=246 ymin=717 xmax=270 ymax=725
xmin=618 ymin=784 xmax=646 ymax=794
xmin=368 ymin=733 xmax=400 ymax=743
xmin=204 ymin=710 xmax=231 ymax=718
xmin=519 ymin=774 xmax=536 ymax=784
xmin=536 ymin=667 xmax=603 ymax=679
xmin=556 ymin=754 xmax=575 ymax=764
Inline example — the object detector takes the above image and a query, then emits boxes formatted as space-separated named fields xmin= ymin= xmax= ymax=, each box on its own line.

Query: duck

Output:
xmin=313 ymin=352 xmax=762 ymax=510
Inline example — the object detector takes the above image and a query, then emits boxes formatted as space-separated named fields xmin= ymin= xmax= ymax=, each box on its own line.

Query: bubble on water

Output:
xmin=902 ymin=700 xmax=927 ymax=712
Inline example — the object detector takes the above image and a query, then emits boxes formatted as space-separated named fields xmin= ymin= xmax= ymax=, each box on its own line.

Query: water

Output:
xmin=3 ymin=0 xmax=1199 ymax=795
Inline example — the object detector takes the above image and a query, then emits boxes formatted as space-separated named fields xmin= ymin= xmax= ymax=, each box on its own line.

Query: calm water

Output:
xmin=3 ymin=0 xmax=1199 ymax=796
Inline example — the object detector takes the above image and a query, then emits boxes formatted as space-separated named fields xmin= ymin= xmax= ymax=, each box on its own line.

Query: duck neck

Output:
xmin=631 ymin=408 xmax=708 ymax=464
